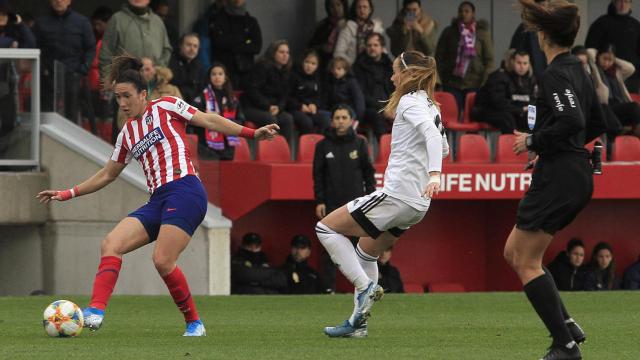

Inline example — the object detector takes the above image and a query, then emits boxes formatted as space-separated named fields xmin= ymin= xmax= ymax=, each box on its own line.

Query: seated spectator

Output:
xmin=584 ymin=242 xmax=621 ymax=291
xmin=141 ymin=57 xmax=182 ymax=100
xmin=169 ymin=33 xmax=203 ymax=104
xmin=436 ymin=1 xmax=494 ymax=110
xmin=471 ymin=50 xmax=536 ymax=134
xmin=509 ymin=0 xmax=546 ymax=79
xmin=192 ymin=62 xmax=244 ymax=160
xmin=546 ymin=238 xmax=587 ymax=291
xmin=0 ymin=1 xmax=36 ymax=48
xmin=378 ymin=247 xmax=404 ymax=293
xmin=308 ymin=0 xmax=348 ymax=69
xmin=334 ymin=0 xmax=384 ymax=65
xmin=623 ymin=255 xmax=640 ymax=290
xmin=386 ymin=0 xmax=437 ymax=57
xmin=231 ymin=233 xmax=287 ymax=295
xmin=151 ymin=0 xmax=178 ymax=50
xmin=287 ymin=49 xmax=331 ymax=135
xmin=242 ymin=40 xmax=294 ymax=142
xmin=280 ymin=235 xmax=329 ymax=294
xmin=322 ymin=57 xmax=365 ymax=122
xmin=353 ymin=33 xmax=394 ymax=139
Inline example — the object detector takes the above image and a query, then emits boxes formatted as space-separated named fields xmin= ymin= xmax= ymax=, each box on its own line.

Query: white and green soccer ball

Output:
xmin=42 ymin=300 xmax=84 ymax=337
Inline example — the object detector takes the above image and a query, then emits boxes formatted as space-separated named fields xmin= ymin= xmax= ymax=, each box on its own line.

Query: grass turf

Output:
xmin=1 ymin=292 xmax=638 ymax=359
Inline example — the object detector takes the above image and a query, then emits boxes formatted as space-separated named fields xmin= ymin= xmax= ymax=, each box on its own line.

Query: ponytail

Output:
xmin=383 ymin=51 xmax=438 ymax=115
xmin=107 ymin=54 xmax=147 ymax=92
xmin=519 ymin=0 xmax=579 ymax=48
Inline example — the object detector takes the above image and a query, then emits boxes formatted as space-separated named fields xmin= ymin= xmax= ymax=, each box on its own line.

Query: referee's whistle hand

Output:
xmin=512 ymin=130 xmax=528 ymax=155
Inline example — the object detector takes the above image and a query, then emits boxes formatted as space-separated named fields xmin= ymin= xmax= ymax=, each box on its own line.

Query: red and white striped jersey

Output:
xmin=111 ymin=96 xmax=198 ymax=194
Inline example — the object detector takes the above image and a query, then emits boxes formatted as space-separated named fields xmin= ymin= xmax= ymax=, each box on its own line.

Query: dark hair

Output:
xmin=566 ymin=238 xmax=585 ymax=253
xmin=331 ymin=103 xmax=355 ymax=119
xmin=597 ymin=43 xmax=616 ymax=58
xmin=571 ymin=45 xmax=587 ymax=57
xmin=242 ymin=232 xmax=262 ymax=246
xmin=511 ymin=50 xmax=530 ymax=60
xmin=109 ymin=55 xmax=147 ymax=92
xmin=328 ymin=56 xmax=351 ymax=73
xmin=519 ymin=0 xmax=580 ymax=48
xmin=588 ymin=241 xmax=616 ymax=290
xmin=91 ymin=6 xmax=113 ymax=22
xmin=403 ymin=0 xmax=422 ymax=8
xmin=302 ymin=48 xmax=320 ymax=62
xmin=365 ymin=32 xmax=386 ymax=47
xmin=324 ymin=0 xmax=348 ymax=18
xmin=458 ymin=1 xmax=476 ymax=13
xmin=179 ymin=32 xmax=199 ymax=46
xmin=208 ymin=62 xmax=235 ymax=98
xmin=349 ymin=0 xmax=374 ymax=21
xmin=260 ymin=39 xmax=292 ymax=71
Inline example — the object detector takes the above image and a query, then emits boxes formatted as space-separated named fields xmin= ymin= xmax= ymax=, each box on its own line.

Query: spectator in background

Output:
xmin=546 ymin=238 xmax=587 ymax=291
xmin=209 ymin=0 xmax=262 ymax=89
xmin=586 ymin=0 xmax=640 ymax=93
xmin=151 ymin=0 xmax=178 ymax=50
xmin=287 ymin=49 xmax=331 ymax=135
xmin=322 ymin=57 xmax=365 ymax=122
xmin=509 ymin=0 xmax=546 ymax=79
xmin=313 ymin=104 xmax=375 ymax=291
xmin=0 ymin=1 xmax=36 ymax=48
xmin=584 ymin=242 xmax=621 ymax=291
xmin=308 ymin=0 xmax=348 ymax=70
xmin=280 ymin=235 xmax=329 ymax=294
xmin=436 ymin=1 xmax=494 ymax=111
xmin=334 ymin=0 xmax=384 ymax=65
xmin=353 ymin=33 xmax=394 ymax=139
xmin=242 ymin=40 xmax=294 ymax=142
xmin=169 ymin=33 xmax=203 ymax=105
xmin=378 ymin=247 xmax=404 ymax=293
xmin=141 ymin=57 xmax=182 ymax=100
xmin=471 ymin=50 xmax=536 ymax=134
xmin=387 ymin=0 xmax=437 ymax=58
xmin=34 ymin=0 xmax=96 ymax=119
xmin=192 ymin=0 xmax=226 ymax=72
xmin=231 ymin=233 xmax=287 ymax=295
xmin=622 ymin=255 xmax=640 ymax=290
xmin=192 ymin=62 xmax=244 ymax=160
xmin=87 ymin=6 xmax=113 ymax=132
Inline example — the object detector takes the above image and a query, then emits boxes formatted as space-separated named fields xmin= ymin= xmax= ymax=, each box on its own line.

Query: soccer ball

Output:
xmin=42 ymin=300 xmax=84 ymax=337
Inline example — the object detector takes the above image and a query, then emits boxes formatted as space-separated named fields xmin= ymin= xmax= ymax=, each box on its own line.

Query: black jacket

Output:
xmin=209 ymin=8 xmax=262 ymax=75
xmin=287 ymin=66 xmax=322 ymax=111
xmin=169 ymin=52 xmax=203 ymax=104
xmin=474 ymin=67 xmax=536 ymax=116
xmin=313 ymin=128 xmax=375 ymax=211
xmin=378 ymin=261 xmax=404 ymax=293
xmin=34 ymin=7 xmax=95 ymax=75
xmin=528 ymin=53 xmax=606 ymax=157
xmin=0 ymin=13 xmax=36 ymax=48
xmin=352 ymin=52 xmax=394 ymax=110
xmin=243 ymin=62 xmax=290 ymax=111
xmin=546 ymin=251 xmax=586 ymax=291
xmin=231 ymin=248 xmax=287 ymax=295
xmin=622 ymin=260 xmax=640 ymax=290
xmin=586 ymin=4 xmax=640 ymax=70
xmin=583 ymin=267 xmax=621 ymax=291
xmin=509 ymin=23 xmax=546 ymax=79
xmin=280 ymin=255 xmax=329 ymax=294
xmin=321 ymin=73 xmax=365 ymax=120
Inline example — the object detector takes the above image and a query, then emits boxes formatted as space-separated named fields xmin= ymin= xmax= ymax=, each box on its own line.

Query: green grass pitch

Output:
xmin=1 ymin=292 xmax=638 ymax=359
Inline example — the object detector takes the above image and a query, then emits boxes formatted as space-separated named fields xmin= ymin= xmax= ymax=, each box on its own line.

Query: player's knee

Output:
xmin=101 ymin=233 xmax=122 ymax=256
xmin=152 ymin=252 xmax=174 ymax=274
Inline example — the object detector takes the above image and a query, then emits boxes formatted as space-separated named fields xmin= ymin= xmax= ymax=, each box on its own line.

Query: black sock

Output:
xmin=542 ymin=265 xmax=571 ymax=321
xmin=524 ymin=274 xmax=573 ymax=347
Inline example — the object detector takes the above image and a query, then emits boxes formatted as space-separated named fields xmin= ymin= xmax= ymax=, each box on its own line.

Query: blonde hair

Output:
xmin=383 ymin=51 xmax=438 ymax=114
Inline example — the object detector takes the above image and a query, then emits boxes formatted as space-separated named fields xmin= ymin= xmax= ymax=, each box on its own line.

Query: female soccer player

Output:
xmin=36 ymin=56 xmax=278 ymax=337
xmin=506 ymin=1 xmax=605 ymax=359
xmin=316 ymin=50 xmax=448 ymax=338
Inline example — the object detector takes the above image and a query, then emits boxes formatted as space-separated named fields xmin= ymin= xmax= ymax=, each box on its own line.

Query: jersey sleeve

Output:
xmin=156 ymin=96 xmax=198 ymax=122
xmin=401 ymin=102 xmax=443 ymax=172
xmin=110 ymin=128 xmax=132 ymax=164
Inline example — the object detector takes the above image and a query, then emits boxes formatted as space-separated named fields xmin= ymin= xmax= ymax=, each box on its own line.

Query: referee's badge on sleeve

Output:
xmin=527 ymin=105 xmax=536 ymax=130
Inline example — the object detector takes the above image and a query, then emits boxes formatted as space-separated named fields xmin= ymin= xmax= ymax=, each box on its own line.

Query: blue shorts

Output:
xmin=128 ymin=175 xmax=208 ymax=242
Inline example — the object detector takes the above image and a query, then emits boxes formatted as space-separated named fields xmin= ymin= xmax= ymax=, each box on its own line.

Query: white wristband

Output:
xmin=428 ymin=174 xmax=441 ymax=185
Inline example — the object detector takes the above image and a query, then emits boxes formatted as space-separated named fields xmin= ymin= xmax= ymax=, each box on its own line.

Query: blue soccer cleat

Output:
xmin=82 ymin=307 xmax=104 ymax=331
xmin=183 ymin=319 xmax=206 ymax=337
xmin=324 ymin=319 xmax=368 ymax=338
xmin=349 ymin=281 xmax=384 ymax=327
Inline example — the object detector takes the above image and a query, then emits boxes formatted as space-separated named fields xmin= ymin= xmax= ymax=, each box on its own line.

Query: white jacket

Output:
xmin=334 ymin=18 xmax=385 ymax=65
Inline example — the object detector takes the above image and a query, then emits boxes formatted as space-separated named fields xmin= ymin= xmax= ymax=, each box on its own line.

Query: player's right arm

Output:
xmin=36 ymin=160 xmax=127 ymax=203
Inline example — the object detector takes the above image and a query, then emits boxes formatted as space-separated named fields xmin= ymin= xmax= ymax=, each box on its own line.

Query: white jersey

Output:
xmin=382 ymin=91 xmax=444 ymax=211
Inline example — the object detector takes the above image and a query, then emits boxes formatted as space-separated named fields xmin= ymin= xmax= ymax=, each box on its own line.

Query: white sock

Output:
xmin=352 ymin=243 xmax=379 ymax=316
xmin=315 ymin=222 xmax=370 ymax=292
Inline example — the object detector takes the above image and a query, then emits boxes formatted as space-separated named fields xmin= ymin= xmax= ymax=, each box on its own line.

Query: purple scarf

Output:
xmin=453 ymin=21 xmax=477 ymax=78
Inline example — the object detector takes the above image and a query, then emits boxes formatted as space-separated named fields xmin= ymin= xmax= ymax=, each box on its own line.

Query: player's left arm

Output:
xmin=404 ymin=105 xmax=443 ymax=198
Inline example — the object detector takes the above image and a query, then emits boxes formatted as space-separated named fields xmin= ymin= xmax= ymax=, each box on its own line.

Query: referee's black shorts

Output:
xmin=516 ymin=152 xmax=593 ymax=235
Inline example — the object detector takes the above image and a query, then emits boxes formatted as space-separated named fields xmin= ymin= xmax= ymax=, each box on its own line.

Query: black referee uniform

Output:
xmin=517 ymin=52 xmax=606 ymax=235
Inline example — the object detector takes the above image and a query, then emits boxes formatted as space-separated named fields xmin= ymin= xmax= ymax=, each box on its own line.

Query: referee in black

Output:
xmin=505 ymin=1 xmax=606 ymax=360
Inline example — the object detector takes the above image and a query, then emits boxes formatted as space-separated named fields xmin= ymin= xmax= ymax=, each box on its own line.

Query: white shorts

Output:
xmin=346 ymin=191 xmax=427 ymax=238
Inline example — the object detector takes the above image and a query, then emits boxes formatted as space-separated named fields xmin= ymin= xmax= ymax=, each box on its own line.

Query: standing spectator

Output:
xmin=435 ymin=1 xmax=494 ymax=111
xmin=586 ymin=0 xmax=640 ymax=93
xmin=141 ymin=57 xmax=182 ymax=100
xmin=169 ymin=33 xmax=203 ymax=105
xmin=34 ymin=0 xmax=96 ymax=119
xmin=87 ymin=6 xmax=113 ymax=134
xmin=334 ymin=0 xmax=384 ymax=65
xmin=622 ymin=255 xmax=640 ymax=290
xmin=471 ymin=50 xmax=536 ymax=134
xmin=377 ymin=247 xmax=404 ymax=293
xmin=192 ymin=0 xmax=226 ymax=72
xmin=322 ymin=57 xmax=365 ymax=122
xmin=242 ymin=40 xmax=294 ymax=142
xmin=231 ymin=233 xmax=287 ymax=295
xmin=509 ymin=0 xmax=546 ymax=79
xmin=0 ymin=1 xmax=36 ymax=48
xmin=386 ymin=0 xmax=438 ymax=57
xmin=192 ymin=62 xmax=244 ymax=160
xmin=584 ymin=242 xmax=621 ymax=291
xmin=353 ymin=33 xmax=394 ymax=139
xmin=287 ymin=49 xmax=331 ymax=135
xmin=209 ymin=0 xmax=262 ymax=89
xmin=151 ymin=0 xmax=178 ymax=50
xmin=546 ymin=238 xmax=587 ymax=291
xmin=280 ymin=235 xmax=329 ymax=294
xmin=313 ymin=104 xmax=375 ymax=290
xmin=308 ymin=0 xmax=348 ymax=70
